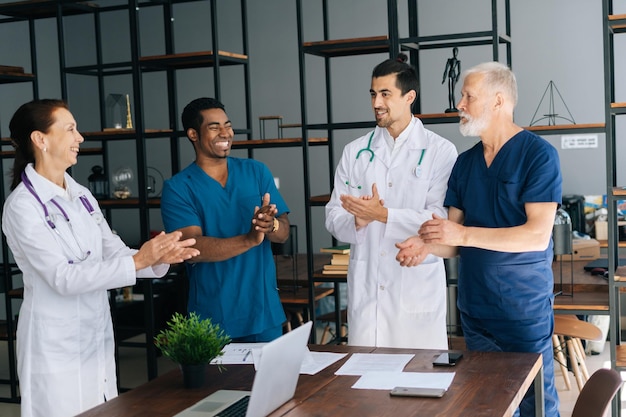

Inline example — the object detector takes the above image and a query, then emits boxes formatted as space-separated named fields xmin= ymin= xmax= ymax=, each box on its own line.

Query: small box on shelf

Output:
xmin=556 ymin=239 xmax=601 ymax=261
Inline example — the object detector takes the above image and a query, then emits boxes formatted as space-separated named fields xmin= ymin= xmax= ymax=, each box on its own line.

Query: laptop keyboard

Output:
xmin=216 ymin=395 xmax=250 ymax=417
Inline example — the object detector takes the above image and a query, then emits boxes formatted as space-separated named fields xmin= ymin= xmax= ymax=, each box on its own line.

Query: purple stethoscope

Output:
xmin=21 ymin=171 xmax=102 ymax=263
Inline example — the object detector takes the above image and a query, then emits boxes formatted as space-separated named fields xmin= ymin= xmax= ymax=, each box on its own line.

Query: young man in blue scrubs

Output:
xmin=161 ymin=97 xmax=291 ymax=342
xmin=396 ymin=62 xmax=561 ymax=417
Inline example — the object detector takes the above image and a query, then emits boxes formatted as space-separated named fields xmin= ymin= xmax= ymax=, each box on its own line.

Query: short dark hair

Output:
xmin=371 ymin=53 xmax=419 ymax=96
xmin=181 ymin=97 xmax=226 ymax=134
xmin=9 ymin=99 xmax=68 ymax=190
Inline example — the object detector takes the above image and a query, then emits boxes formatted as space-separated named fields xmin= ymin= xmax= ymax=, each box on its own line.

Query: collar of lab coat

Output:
xmin=372 ymin=117 xmax=428 ymax=165
xmin=24 ymin=163 xmax=87 ymax=204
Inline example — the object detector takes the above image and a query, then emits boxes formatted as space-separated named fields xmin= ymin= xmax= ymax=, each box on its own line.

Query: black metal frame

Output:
xmin=295 ymin=0 xmax=512 ymax=344
xmin=0 ymin=0 xmax=253 ymax=398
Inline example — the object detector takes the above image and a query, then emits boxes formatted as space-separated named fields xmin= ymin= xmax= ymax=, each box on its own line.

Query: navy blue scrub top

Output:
xmin=445 ymin=130 xmax=562 ymax=320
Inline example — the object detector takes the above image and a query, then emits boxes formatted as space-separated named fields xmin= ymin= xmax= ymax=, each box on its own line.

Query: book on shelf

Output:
xmin=320 ymin=244 xmax=350 ymax=254
xmin=323 ymin=264 xmax=349 ymax=271
xmin=330 ymin=254 xmax=349 ymax=266
xmin=322 ymin=267 xmax=348 ymax=275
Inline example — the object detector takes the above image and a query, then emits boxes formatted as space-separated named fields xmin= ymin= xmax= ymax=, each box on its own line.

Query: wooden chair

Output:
xmin=318 ymin=309 xmax=348 ymax=344
xmin=553 ymin=315 xmax=603 ymax=391
xmin=571 ymin=368 xmax=622 ymax=417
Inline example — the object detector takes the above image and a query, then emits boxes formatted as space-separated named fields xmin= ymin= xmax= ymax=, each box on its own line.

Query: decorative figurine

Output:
xmin=112 ymin=167 xmax=133 ymax=199
xmin=125 ymin=94 xmax=133 ymax=129
xmin=442 ymin=47 xmax=461 ymax=113
xmin=529 ymin=80 xmax=576 ymax=126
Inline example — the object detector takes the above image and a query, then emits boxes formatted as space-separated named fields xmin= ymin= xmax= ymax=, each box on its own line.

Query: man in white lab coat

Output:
xmin=325 ymin=54 xmax=458 ymax=348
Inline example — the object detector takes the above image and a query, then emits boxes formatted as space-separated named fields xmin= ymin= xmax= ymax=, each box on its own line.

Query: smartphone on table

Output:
xmin=432 ymin=352 xmax=463 ymax=367
xmin=389 ymin=387 xmax=446 ymax=398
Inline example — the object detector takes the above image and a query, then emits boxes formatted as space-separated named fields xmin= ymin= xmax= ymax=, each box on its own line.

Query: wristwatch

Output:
xmin=271 ymin=218 xmax=280 ymax=233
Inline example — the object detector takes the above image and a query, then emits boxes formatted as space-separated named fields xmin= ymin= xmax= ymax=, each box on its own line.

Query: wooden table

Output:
xmin=77 ymin=345 xmax=544 ymax=417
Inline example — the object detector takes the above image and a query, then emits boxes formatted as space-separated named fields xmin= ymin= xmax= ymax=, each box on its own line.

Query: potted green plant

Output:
xmin=154 ymin=312 xmax=231 ymax=388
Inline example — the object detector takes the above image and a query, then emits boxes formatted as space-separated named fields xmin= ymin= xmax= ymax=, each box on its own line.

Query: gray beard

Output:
xmin=459 ymin=113 xmax=489 ymax=137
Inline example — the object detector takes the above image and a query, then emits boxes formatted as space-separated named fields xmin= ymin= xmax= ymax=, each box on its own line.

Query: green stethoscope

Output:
xmin=345 ymin=130 xmax=426 ymax=190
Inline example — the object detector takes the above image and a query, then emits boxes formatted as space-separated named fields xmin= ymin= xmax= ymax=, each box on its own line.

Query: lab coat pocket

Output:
xmin=400 ymin=177 xmax=429 ymax=208
xmin=399 ymin=258 xmax=445 ymax=314
xmin=32 ymin=316 xmax=79 ymax=373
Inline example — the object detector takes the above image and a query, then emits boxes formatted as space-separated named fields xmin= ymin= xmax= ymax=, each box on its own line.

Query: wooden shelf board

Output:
xmin=140 ymin=51 xmax=248 ymax=70
xmin=525 ymin=123 xmax=605 ymax=133
xmin=96 ymin=198 xmax=161 ymax=207
xmin=612 ymin=187 xmax=626 ymax=196
xmin=232 ymin=138 xmax=301 ymax=149
xmin=79 ymin=147 xmax=103 ymax=155
xmin=0 ymin=0 xmax=98 ymax=18
xmin=0 ymin=72 xmax=34 ymax=84
xmin=415 ymin=115 xmax=604 ymax=133
xmin=310 ymin=194 xmax=331 ymax=205
xmin=611 ymin=102 xmax=626 ymax=108
xmin=82 ymin=129 xmax=173 ymax=138
xmin=303 ymin=36 xmax=390 ymax=57
xmin=231 ymin=137 xmax=328 ymax=149
xmin=417 ymin=112 xmax=459 ymax=119
xmin=279 ymin=287 xmax=334 ymax=305
xmin=303 ymin=35 xmax=388 ymax=47
xmin=314 ymin=271 xmax=347 ymax=279
xmin=553 ymin=291 xmax=609 ymax=312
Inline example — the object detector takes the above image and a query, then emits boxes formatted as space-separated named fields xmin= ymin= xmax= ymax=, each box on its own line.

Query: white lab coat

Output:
xmin=325 ymin=117 xmax=457 ymax=349
xmin=2 ymin=164 xmax=168 ymax=417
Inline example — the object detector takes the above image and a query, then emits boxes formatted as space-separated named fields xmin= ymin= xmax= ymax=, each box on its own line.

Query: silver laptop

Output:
xmin=174 ymin=320 xmax=313 ymax=417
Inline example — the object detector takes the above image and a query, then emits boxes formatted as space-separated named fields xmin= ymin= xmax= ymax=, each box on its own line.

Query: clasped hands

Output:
xmin=248 ymin=192 xmax=278 ymax=245
xmin=396 ymin=213 xmax=463 ymax=267
xmin=340 ymin=183 xmax=386 ymax=229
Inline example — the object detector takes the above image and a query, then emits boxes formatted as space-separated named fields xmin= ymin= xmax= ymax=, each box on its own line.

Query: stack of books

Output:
xmin=320 ymin=245 xmax=350 ymax=275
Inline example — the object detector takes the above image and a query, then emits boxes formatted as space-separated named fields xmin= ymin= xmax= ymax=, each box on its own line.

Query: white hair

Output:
xmin=462 ymin=61 xmax=518 ymax=106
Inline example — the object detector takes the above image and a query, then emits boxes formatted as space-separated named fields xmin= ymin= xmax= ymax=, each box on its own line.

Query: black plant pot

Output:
xmin=180 ymin=363 xmax=206 ymax=389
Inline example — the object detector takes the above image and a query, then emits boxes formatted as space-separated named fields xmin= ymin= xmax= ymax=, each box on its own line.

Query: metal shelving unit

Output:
xmin=295 ymin=0 xmax=512 ymax=344
xmin=0 ymin=0 xmax=256 ymax=398
xmin=602 ymin=3 xmax=626 ymax=415
xmin=0 ymin=3 xmax=40 ymax=403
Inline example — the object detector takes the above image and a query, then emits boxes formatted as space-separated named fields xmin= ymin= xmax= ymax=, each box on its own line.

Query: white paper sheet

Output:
xmin=211 ymin=345 xmax=346 ymax=374
xmin=334 ymin=353 xmax=415 ymax=376
xmin=300 ymin=350 xmax=348 ymax=375
xmin=352 ymin=371 xmax=456 ymax=390
xmin=210 ymin=343 xmax=266 ymax=365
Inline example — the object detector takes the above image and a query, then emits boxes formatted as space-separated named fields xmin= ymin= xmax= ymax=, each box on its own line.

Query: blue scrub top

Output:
xmin=445 ymin=130 xmax=562 ymax=320
xmin=161 ymin=158 xmax=289 ymax=338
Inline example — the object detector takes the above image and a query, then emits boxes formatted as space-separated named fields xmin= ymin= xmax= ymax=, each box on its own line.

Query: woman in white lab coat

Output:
xmin=326 ymin=121 xmax=457 ymax=349
xmin=2 ymin=99 xmax=199 ymax=417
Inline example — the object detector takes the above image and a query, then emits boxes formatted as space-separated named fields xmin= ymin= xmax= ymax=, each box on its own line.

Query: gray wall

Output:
xmin=0 ymin=0 xmax=623 ymax=255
